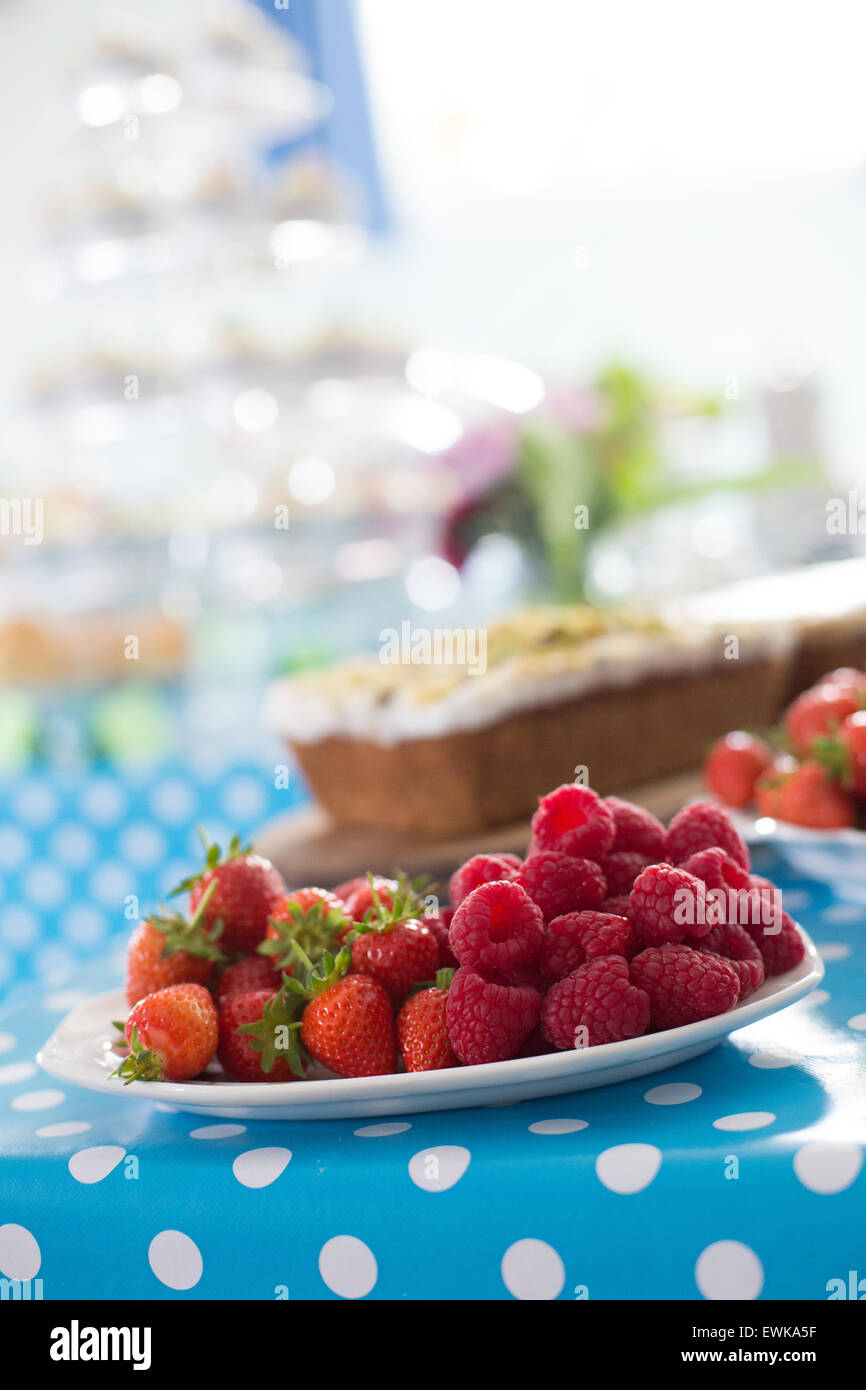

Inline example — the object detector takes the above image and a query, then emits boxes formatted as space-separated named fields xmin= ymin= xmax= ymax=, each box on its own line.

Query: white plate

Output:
xmin=37 ymin=932 xmax=824 ymax=1120
xmin=729 ymin=808 xmax=866 ymax=900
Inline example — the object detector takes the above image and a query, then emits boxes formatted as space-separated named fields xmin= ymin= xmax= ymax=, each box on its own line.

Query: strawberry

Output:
xmin=174 ymin=830 xmax=286 ymax=955
xmin=816 ymin=709 xmax=866 ymax=796
xmin=777 ymin=760 xmax=855 ymax=829
xmin=299 ymin=949 xmax=397 ymax=1077
xmin=341 ymin=875 xmax=400 ymax=922
xmin=396 ymin=969 xmax=459 ymax=1072
xmin=753 ymin=755 xmax=797 ymax=818
xmin=785 ymin=681 xmax=863 ymax=757
xmin=125 ymin=882 xmax=224 ymax=1006
xmin=350 ymin=919 xmax=439 ymax=1005
xmin=113 ymin=983 xmax=217 ymax=1083
xmin=214 ymin=955 xmax=283 ymax=1010
xmin=703 ymin=732 xmax=772 ymax=808
xmin=259 ymin=887 xmax=348 ymax=972
xmin=219 ymin=985 xmax=303 ymax=1082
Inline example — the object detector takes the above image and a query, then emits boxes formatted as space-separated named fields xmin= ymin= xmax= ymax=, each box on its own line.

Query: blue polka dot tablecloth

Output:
xmin=1 ymin=764 xmax=865 ymax=1300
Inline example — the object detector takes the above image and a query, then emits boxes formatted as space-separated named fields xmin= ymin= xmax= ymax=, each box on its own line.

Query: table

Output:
xmin=1 ymin=764 xmax=864 ymax=1300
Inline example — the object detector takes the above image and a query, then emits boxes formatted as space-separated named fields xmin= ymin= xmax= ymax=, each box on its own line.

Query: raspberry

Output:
xmin=695 ymin=922 xmax=765 ymax=998
xmin=541 ymin=956 xmax=650 ymax=1049
xmin=601 ymin=894 xmax=632 ymax=917
xmin=603 ymin=796 xmax=667 ymax=857
xmin=423 ymin=908 xmax=457 ymax=967
xmin=630 ymin=945 xmax=740 ymax=1028
xmin=446 ymin=966 xmax=541 ymax=1064
xmin=630 ymin=862 xmax=712 ymax=945
xmin=678 ymin=847 xmax=750 ymax=893
xmin=540 ymin=910 xmax=636 ymax=983
xmin=598 ymin=850 xmax=653 ymax=896
xmin=665 ymin=802 xmax=750 ymax=871
xmin=530 ymin=783 xmax=616 ymax=860
xmin=742 ymin=909 xmax=805 ymax=977
xmin=448 ymin=880 xmax=544 ymax=976
xmin=516 ymin=1025 xmax=557 ymax=1057
xmin=517 ymin=850 xmax=606 ymax=923
xmin=449 ymin=853 xmax=522 ymax=907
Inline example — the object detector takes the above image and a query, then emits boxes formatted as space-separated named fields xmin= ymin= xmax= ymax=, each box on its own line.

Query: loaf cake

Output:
xmin=267 ymin=606 xmax=794 ymax=836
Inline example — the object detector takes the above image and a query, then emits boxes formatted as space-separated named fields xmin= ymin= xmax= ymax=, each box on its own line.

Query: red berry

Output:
xmin=215 ymin=956 xmax=282 ymax=1010
xmin=630 ymin=862 xmax=713 ymax=945
xmin=694 ymin=922 xmax=765 ymax=999
xmin=541 ymin=956 xmax=650 ymax=1049
xmin=665 ymin=802 xmax=750 ymax=871
xmin=517 ymin=850 xmax=606 ymax=923
xmin=530 ymin=783 xmax=616 ymax=860
xmin=449 ymin=853 xmax=521 ymax=907
xmin=603 ymin=796 xmax=667 ymax=857
xmin=187 ymin=842 xmax=286 ymax=955
xmin=703 ymin=732 xmax=773 ymax=808
xmin=678 ymin=847 xmax=750 ymax=893
xmin=540 ymin=910 xmax=635 ymax=983
xmin=262 ymin=887 xmax=348 ymax=971
xmin=629 ymin=945 xmax=740 ymax=1029
xmin=396 ymin=975 xmax=459 ymax=1072
xmin=600 ymin=894 xmax=632 ymax=917
xmin=423 ymin=908 xmax=458 ymax=967
xmin=598 ymin=850 xmax=653 ymax=896
xmin=301 ymin=974 xmax=397 ymax=1077
xmin=777 ymin=761 xmax=855 ymax=830
xmin=217 ymin=987 xmax=300 ymax=1082
xmin=834 ymin=710 xmax=866 ymax=795
xmin=741 ymin=909 xmax=805 ymax=977
xmin=341 ymin=876 xmax=399 ymax=922
xmin=449 ymin=880 xmax=544 ymax=976
xmin=118 ymin=983 xmax=217 ymax=1082
xmin=125 ymin=919 xmax=217 ymax=1008
xmin=445 ymin=966 xmax=541 ymax=1065
xmin=350 ymin=920 xmax=439 ymax=1005
xmin=785 ymin=681 xmax=862 ymax=757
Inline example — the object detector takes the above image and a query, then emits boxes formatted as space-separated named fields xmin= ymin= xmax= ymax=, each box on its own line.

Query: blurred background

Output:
xmin=1 ymin=0 xmax=865 ymax=990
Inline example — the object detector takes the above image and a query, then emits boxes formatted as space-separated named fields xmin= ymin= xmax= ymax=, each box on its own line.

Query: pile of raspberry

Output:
xmin=443 ymin=784 xmax=805 ymax=1065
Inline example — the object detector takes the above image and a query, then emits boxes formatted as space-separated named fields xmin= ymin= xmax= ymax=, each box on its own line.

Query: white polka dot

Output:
xmin=50 ymin=823 xmax=97 ymax=868
xmin=34 ymin=945 xmax=74 ymax=987
xmin=782 ymin=891 xmax=811 ymax=911
xmin=847 ymin=1013 xmax=866 ymax=1031
xmin=14 ymin=781 xmax=59 ymax=826
xmin=0 ymin=1223 xmax=41 ymax=1281
xmin=36 ymin=1121 xmax=92 ymax=1138
xmin=42 ymin=988 xmax=87 ymax=1012
xmin=11 ymin=1089 xmax=66 ymax=1112
xmin=695 ymin=1240 xmax=764 ymax=1300
xmin=153 ymin=1103 xmax=177 ymax=1114
xmin=68 ymin=1145 xmax=127 ymax=1184
xmin=60 ymin=905 xmax=108 ymax=948
xmin=21 ymin=863 xmax=68 ymax=910
xmin=354 ymin=1122 xmax=412 ymax=1138
xmin=0 ymin=1033 xmax=16 ymax=1054
xmin=713 ymin=1111 xmax=776 ymax=1132
xmin=793 ymin=1140 xmax=863 ymax=1194
xmin=89 ymin=862 xmax=132 ymax=906
xmin=318 ymin=1235 xmax=377 ymax=1299
xmin=148 ymin=1230 xmax=203 ymax=1290
xmin=408 ymin=1145 xmax=471 ymax=1192
xmin=119 ymin=822 xmax=167 ymax=868
xmin=820 ymin=903 xmax=862 ymax=925
xmin=817 ymin=942 xmax=851 ymax=962
xmin=595 ymin=1142 xmax=662 ymax=1194
xmin=232 ymin=1147 xmax=292 ymax=1189
xmin=0 ymin=906 xmax=39 ymax=949
xmin=0 ymin=1061 xmax=37 ymax=1085
xmin=644 ymin=1082 xmax=702 ymax=1106
xmin=789 ymin=988 xmax=830 ymax=1009
xmin=190 ymin=1124 xmax=247 ymax=1140
xmin=0 ymin=827 xmax=30 ymax=870
xmin=81 ymin=779 xmax=127 ymax=825
xmin=501 ymin=1238 xmax=565 ymax=1300
xmin=150 ymin=779 xmax=196 ymax=825
xmin=528 ymin=1118 xmax=589 ymax=1134
xmin=0 ymin=951 xmax=11 ymax=986
xmin=221 ymin=775 xmax=267 ymax=822
xmin=748 ymin=1048 xmax=798 ymax=1069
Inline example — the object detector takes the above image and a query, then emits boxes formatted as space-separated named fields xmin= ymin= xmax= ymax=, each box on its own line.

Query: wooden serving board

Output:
xmin=254 ymin=771 xmax=705 ymax=891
